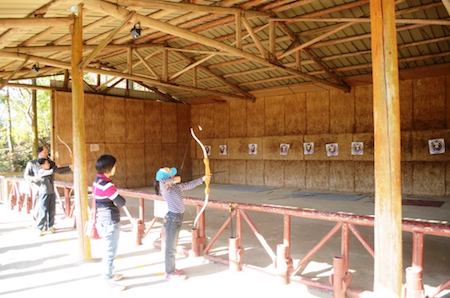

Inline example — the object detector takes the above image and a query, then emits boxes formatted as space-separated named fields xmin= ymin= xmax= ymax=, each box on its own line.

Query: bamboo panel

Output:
xmin=214 ymin=103 xmax=229 ymax=138
xmin=86 ymin=143 xmax=105 ymax=186
xmin=54 ymin=91 xmax=72 ymax=144
xmin=54 ymin=143 xmax=73 ymax=183
xmin=413 ymin=162 xmax=445 ymax=196
xmin=447 ymin=75 xmax=450 ymax=129
xmin=306 ymin=90 xmax=330 ymax=134
xmin=104 ymin=96 xmax=126 ymax=143
xmin=190 ymin=139 xmax=198 ymax=159
xmin=332 ymin=134 xmax=352 ymax=161
xmin=264 ymin=96 xmax=284 ymax=136
xmin=195 ymin=138 xmax=212 ymax=159
xmin=401 ymin=131 xmax=412 ymax=161
xmin=161 ymin=103 xmax=177 ymax=144
xmin=285 ymin=93 xmax=306 ymax=135
xmin=191 ymin=159 xmax=202 ymax=180
xmin=104 ymin=143 xmax=127 ymax=187
xmin=84 ymin=93 xmax=104 ymax=143
xmin=411 ymin=130 xmax=450 ymax=161
xmin=161 ymin=143 xmax=178 ymax=167
xmin=264 ymin=160 xmax=284 ymax=187
xmin=402 ymin=161 xmax=413 ymax=195
xmin=413 ymin=76 xmax=446 ymax=130
xmin=144 ymin=101 xmax=162 ymax=144
xmin=352 ymin=133 xmax=374 ymax=161
xmin=195 ymin=104 xmax=214 ymax=139
xmin=354 ymin=161 xmax=374 ymax=193
xmin=262 ymin=135 xmax=303 ymax=160
xmin=145 ymin=143 xmax=162 ymax=186
xmin=354 ymin=85 xmax=373 ymax=133
xmin=303 ymin=134 xmax=333 ymax=160
xmin=229 ymin=160 xmax=246 ymax=184
xmin=126 ymin=144 xmax=146 ymax=188
xmin=227 ymin=137 xmax=263 ymax=160
xmin=177 ymin=143 xmax=191 ymax=180
xmin=446 ymin=161 xmax=450 ymax=196
xmin=306 ymin=161 xmax=329 ymax=190
xmin=229 ymin=100 xmax=247 ymax=137
xmin=400 ymin=80 xmax=413 ymax=131
xmin=212 ymin=160 xmax=229 ymax=184
xmin=177 ymin=104 xmax=191 ymax=144
xmin=247 ymin=98 xmax=265 ymax=137
xmin=246 ymin=160 xmax=264 ymax=186
xmin=284 ymin=160 xmax=306 ymax=188
xmin=211 ymin=138 xmax=228 ymax=159
xmin=126 ymin=99 xmax=145 ymax=144
xmin=329 ymin=161 xmax=354 ymax=192
xmin=330 ymin=89 xmax=355 ymax=134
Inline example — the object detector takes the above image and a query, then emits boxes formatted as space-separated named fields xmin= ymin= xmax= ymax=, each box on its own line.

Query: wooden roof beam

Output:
xmin=83 ymin=0 xmax=350 ymax=92
xmin=117 ymin=0 xmax=269 ymax=18
xmin=443 ymin=0 xmax=450 ymax=15
xmin=0 ymin=50 xmax=253 ymax=101
xmin=272 ymin=17 xmax=450 ymax=26
xmin=0 ymin=17 xmax=73 ymax=28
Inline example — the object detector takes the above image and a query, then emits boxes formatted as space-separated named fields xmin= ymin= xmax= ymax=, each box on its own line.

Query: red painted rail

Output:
xmin=1 ymin=176 xmax=449 ymax=297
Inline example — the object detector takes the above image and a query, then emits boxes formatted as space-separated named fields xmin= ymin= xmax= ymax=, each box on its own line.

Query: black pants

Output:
xmin=36 ymin=193 xmax=56 ymax=231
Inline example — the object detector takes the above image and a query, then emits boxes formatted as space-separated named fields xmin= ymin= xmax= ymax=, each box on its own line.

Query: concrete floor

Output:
xmin=1 ymin=184 xmax=449 ymax=297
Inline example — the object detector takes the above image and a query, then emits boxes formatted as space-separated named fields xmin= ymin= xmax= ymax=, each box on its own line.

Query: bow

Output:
xmin=190 ymin=126 xmax=211 ymax=229
xmin=56 ymin=135 xmax=73 ymax=163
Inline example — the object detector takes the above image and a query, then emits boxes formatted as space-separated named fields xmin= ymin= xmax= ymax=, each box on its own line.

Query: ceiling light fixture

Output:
xmin=130 ymin=23 xmax=141 ymax=39
xmin=31 ymin=63 xmax=40 ymax=73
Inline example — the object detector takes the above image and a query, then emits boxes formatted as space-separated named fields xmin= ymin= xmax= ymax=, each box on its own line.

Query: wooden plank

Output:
xmin=262 ymin=135 xmax=303 ymax=160
xmin=411 ymin=130 xmax=450 ymax=161
xmin=126 ymin=99 xmax=145 ymax=143
xmin=54 ymin=91 xmax=73 ymax=144
xmin=285 ymin=93 xmax=306 ymax=135
xmin=86 ymin=143 xmax=105 ymax=186
xmin=354 ymin=161 xmax=374 ymax=193
xmin=401 ymin=131 xmax=412 ymax=162
xmin=195 ymin=104 xmax=215 ymax=139
xmin=264 ymin=95 xmax=284 ymax=136
xmin=126 ymin=144 xmax=146 ymax=187
xmin=161 ymin=103 xmax=178 ymax=143
xmin=329 ymin=161 xmax=354 ymax=192
xmin=162 ymin=143 xmax=178 ymax=166
xmin=401 ymin=161 xmax=413 ymax=195
xmin=144 ymin=101 xmax=162 ymax=143
xmin=105 ymin=143 xmax=127 ymax=187
xmin=412 ymin=162 xmax=445 ymax=196
xmin=413 ymin=76 xmax=446 ymax=130
xmin=104 ymin=96 xmax=126 ymax=143
xmin=330 ymin=89 xmax=355 ymax=133
xmin=264 ymin=160 xmax=284 ymax=187
xmin=84 ymin=94 xmax=104 ymax=143
xmin=229 ymin=100 xmax=247 ymax=137
xmin=399 ymin=80 xmax=413 ymax=131
xmin=229 ymin=160 xmax=246 ymax=184
xmin=354 ymin=85 xmax=373 ymax=133
xmin=178 ymin=143 xmax=191 ymax=180
xmin=145 ymin=143 xmax=162 ymax=186
xmin=247 ymin=98 xmax=265 ymax=137
xmin=284 ymin=161 xmax=306 ymax=188
xmin=306 ymin=161 xmax=329 ymax=190
xmin=306 ymin=90 xmax=330 ymax=134
xmin=214 ymin=103 xmax=230 ymax=138
xmin=246 ymin=160 xmax=264 ymax=186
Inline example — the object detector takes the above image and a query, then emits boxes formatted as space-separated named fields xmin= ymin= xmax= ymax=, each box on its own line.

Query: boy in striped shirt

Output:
xmin=155 ymin=167 xmax=207 ymax=281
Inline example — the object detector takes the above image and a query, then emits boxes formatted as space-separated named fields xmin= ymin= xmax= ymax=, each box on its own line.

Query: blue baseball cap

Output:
xmin=156 ymin=167 xmax=177 ymax=181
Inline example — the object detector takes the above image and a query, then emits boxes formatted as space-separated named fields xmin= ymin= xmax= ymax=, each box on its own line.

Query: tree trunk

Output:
xmin=31 ymin=78 xmax=39 ymax=159
xmin=5 ymin=89 xmax=15 ymax=171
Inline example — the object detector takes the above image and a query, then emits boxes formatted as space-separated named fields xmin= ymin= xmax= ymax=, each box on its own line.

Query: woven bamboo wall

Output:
xmin=52 ymin=91 xmax=191 ymax=188
xmin=190 ymin=75 xmax=450 ymax=197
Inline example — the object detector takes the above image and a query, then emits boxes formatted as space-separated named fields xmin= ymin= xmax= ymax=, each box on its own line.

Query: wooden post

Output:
xmin=370 ymin=0 xmax=402 ymax=296
xmin=235 ymin=12 xmax=242 ymax=49
xmin=162 ymin=48 xmax=168 ymax=82
xmin=71 ymin=4 xmax=92 ymax=261
xmin=31 ymin=78 xmax=38 ymax=159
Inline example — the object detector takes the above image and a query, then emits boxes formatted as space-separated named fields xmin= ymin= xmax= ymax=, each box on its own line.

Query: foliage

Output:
xmin=0 ymin=78 xmax=52 ymax=172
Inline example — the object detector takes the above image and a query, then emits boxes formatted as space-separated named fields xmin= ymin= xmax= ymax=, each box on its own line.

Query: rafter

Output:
xmin=134 ymin=49 xmax=160 ymax=79
xmin=443 ymin=0 xmax=450 ymax=15
xmin=272 ymin=17 xmax=450 ymax=26
xmin=0 ymin=17 xmax=73 ymax=28
xmin=0 ymin=50 xmax=252 ymax=100
xmin=241 ymin=17 xmax=268 ymax=58
xmin=83 ymin=0 xmax=349 ymax=92
xmin=169 ymin=54 xmax=216 ymax=81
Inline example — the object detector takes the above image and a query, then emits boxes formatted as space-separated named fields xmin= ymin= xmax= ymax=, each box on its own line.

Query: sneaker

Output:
xmin=112 ymin=274 xmax=123 ymax=281
xmin=48 ymin=227 xmax=56 ymax=233
xmin=174 ymin=269 xmax=185 ymax=275
xmin=165 ymin=271 xmax=187 ymax=281
xmin=37 ymin=230 xmax=44 ymax=237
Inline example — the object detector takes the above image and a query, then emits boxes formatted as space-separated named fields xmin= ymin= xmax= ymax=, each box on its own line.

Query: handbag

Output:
xmin=85 ymin=185 xmax=101 ymax=240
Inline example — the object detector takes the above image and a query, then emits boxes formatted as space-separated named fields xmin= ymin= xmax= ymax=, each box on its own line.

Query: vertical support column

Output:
xmin=31 ymin=78 xmax=38 ymax=159
xmin=191 ymin=205 xmax=206 ymax=256
xmin=136 ymin=198 xmax=145 ymax=245
xmin=64 ymin=187 xmax=71 ymax=217
xmin=411 ymin=232 xmax=424 ymax=268
xmin=341 ymin=223 xmax=349 ymax=271
xmin=235 ymin=12 xmax=242 ymax=49
xmin=370 ymin=0 xmax=402 ymax=296
xmin=71 ymin=4 xmax=91 ymax=261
